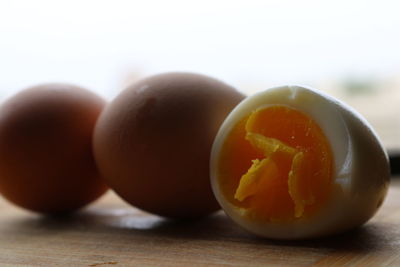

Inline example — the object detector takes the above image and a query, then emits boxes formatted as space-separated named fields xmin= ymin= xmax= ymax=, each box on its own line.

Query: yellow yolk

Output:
xmin=218 ymin=105 xmax=333 ymax=222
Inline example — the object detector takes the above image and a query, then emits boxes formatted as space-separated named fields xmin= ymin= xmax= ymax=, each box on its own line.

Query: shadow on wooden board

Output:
xmin=4 ymin=205 xmax=395 ymax=256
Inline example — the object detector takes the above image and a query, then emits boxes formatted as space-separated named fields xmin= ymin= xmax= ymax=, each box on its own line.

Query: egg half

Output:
xmin=210 ymin=85 xmax=390 ymax=240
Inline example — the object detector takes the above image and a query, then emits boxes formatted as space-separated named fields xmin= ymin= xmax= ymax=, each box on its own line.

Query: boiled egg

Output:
xmin=210 ymin=85 xmax=390 ymax=239
xmin=0 ymin=84 xmax=108 ymax=214
xmin=94 ymin=72 xmax=245 ymax=218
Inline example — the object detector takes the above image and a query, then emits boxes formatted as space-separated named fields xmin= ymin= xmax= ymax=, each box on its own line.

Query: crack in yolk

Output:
xmin=234 ymin=133 xmax=309 ymax=218
xmin=219 ymin=105 xmax=333 ymax=222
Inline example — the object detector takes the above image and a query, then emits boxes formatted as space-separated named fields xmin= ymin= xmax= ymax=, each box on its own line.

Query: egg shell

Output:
xmin=0 ymin=84 xmax=108 ymax=214
xmin=94 ymin=72 xmax=245 ymax=218
xmin=210 ymin=85 xmax=390 ymax=239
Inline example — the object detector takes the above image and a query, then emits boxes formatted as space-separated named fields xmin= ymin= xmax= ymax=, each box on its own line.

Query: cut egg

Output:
xmin=210 ymin=85 xmax=390 ymax=240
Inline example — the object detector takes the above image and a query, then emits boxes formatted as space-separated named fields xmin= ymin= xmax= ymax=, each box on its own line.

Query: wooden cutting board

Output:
xmin=1 ymin=179 xmax=400 ymax=266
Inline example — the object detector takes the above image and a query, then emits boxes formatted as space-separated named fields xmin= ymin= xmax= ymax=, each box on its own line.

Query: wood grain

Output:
xmin=1 ymin=180 xmax=400 ymax=266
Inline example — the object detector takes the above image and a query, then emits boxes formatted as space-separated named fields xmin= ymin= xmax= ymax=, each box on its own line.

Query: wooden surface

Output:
xmin=1 ymin=180 xmax=400 ymax=267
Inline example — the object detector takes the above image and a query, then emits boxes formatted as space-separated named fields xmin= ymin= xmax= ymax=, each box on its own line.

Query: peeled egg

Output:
xmin=93 ymin=72 xmax=245 ymax=218
xmin=0 ymin=84 xmax=108 ymax=214
xmin=210 ymin=85 xmax=390 ymax=239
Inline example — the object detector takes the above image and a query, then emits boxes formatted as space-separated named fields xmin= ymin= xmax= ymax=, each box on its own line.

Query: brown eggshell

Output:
xmin=0 ymin=83 xmax=108 ymax=214
xmin=93 ymin=72 xmax=245 ymax=218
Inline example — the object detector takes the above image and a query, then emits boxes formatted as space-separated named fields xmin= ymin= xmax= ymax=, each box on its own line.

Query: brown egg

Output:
xmin=93 ymin=72 xmax=245 ymax=218
xmin=0 ymin=83 xmax=108 ymax=214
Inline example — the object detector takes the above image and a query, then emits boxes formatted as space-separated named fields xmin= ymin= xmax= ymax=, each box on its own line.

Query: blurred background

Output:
xmin=1 ymin=0 xmax=400 ymax=149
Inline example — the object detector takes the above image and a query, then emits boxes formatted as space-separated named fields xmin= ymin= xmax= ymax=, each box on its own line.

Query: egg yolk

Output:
xmin=218 ymin=105 xmax=333 ymax=222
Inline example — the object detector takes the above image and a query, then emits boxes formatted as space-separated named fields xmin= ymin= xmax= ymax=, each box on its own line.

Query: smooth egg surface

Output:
xmin=0 ymin=84 xmax=108 ymax=214
xmin=93 ymin=72 xmax=245 ymax=218
xmin=210 ymin=85 xmax=390 ymax=239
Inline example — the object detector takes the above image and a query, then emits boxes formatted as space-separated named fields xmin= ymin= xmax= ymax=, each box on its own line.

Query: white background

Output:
xmin=1 ymin=0 xmax=400 ymax=147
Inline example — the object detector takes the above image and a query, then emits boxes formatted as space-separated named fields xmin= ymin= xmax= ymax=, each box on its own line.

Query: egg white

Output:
xmin=210 ymin=85 xmax=390 ymax=240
